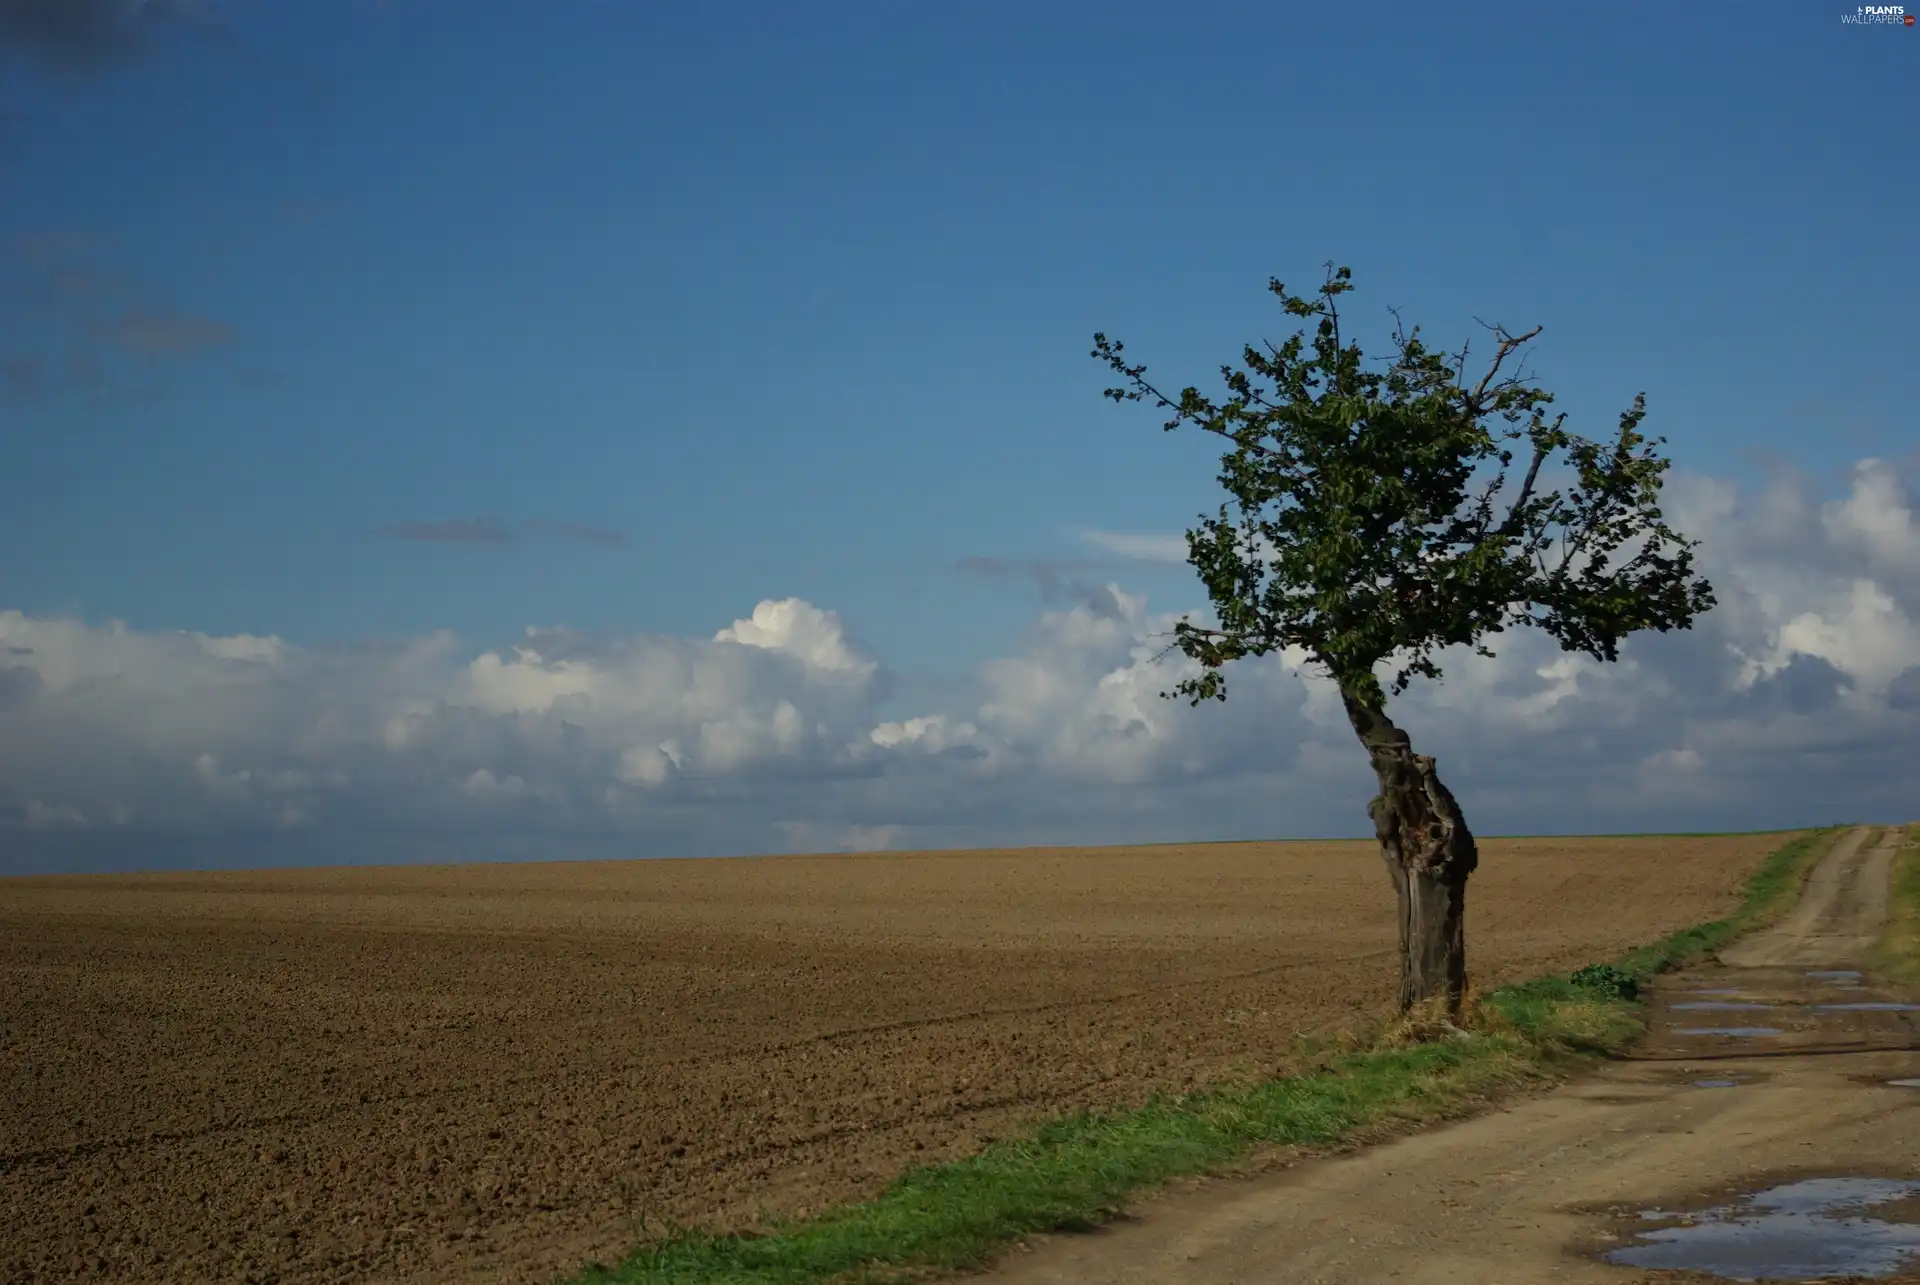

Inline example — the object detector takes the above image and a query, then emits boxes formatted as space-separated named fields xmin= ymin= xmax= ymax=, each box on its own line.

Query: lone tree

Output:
xmin=1093 ymin=266 xmax=1715 ymax=1017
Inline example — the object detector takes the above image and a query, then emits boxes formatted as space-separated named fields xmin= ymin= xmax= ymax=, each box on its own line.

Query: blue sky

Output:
xmin=1 ymin=1 xmax=1916 ymax=871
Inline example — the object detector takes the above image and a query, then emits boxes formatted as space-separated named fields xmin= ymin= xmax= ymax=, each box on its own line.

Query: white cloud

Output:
xmin=615 ymin=742 xmax=679 ymax=788
xmin=1740 ymin=579 xmax=1918 ymax=699
xmin=463 ymin=768 xmax=530 ymax=799
xmin=1 ymin=459 xmax=1915 ymax=872
xmin=869 ymin=715 xmax=974 ymax=752
xmin=714 ymin=598 xmax=878 ymax=679
xmin=1824 ymin=459 xmax=1920 ymax=575
xmin=1074 ymin=528 xmax=1191 ymax=563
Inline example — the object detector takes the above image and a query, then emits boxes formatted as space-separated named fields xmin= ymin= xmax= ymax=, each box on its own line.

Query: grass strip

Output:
xmin=1603 ymin=823 xmax=1839 ymax=981
xmin=569 ymin=826 xmax=1845 ymax=1285
xmin=1872 ymin=822 xmax=1920 ymax=987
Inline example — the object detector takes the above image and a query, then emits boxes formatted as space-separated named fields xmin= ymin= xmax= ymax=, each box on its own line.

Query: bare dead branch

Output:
xmin=1464 ymin=323 xmax=1544 ymax=409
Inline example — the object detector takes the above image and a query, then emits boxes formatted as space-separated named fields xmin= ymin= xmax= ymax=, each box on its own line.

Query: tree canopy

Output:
xmin=1091 ymin=265 xmax=1716 ymax=712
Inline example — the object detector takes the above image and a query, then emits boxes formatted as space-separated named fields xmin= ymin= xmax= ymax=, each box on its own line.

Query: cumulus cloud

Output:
xmin=1 ymin=460 xmax=1916 ymax=873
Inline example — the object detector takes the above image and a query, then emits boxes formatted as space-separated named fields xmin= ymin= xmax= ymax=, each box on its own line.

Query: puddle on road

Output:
xmin=1673 ymin=1002 xmax=1780 ymax=1012
xmin=1675 ymin=1027 xmax=1784 ymax=1038
xmin=1692 ymin=1078 xmax=1744 ymax=1088
xmin=1807 ymin=970 xmax=1864 ymax=981
xmin=1891 ymin=1079 xmax=1920 ymax=1089
xmin=1603 ymin=1177 xmax=1920 ymax=1280
xmin=1815 ymin=1002 xmax=1920 ymax=1013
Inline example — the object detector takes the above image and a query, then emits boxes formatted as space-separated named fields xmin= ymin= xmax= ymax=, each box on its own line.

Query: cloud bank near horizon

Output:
xmin=2 ymin=458 xmax=1916 ymax=874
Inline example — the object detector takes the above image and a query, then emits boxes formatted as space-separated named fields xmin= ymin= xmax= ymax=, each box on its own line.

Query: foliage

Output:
xmin=1567 ymin=963 xmax=1640 ymax=1001
xmin=1091 ymin=266 xmax=1716 ymax=708
xmin=1871 ymin=823 xmax=1920 ymax=986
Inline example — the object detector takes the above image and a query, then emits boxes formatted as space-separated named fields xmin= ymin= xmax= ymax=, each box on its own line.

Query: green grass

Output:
xmin=1480 ymin=829 xmax=1803 ymax=840
xmin=565 ymin=826 xmax=1845 ymax=1285
xmin=840 ymin=828 xmax=1805 ymax=853
xmin=1604 ymin=823 xmax=1839 ymax=978
xmin=1872 ymin=823 xmax=1920 ymax=987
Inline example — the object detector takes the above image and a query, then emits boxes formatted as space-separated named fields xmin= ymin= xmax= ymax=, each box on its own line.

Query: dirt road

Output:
xmin=0 ymin=834 xmax=1784 ymax=1284
xmin=1719 ymin=824 xmax=1899 ymax=968
xmin=988 ymin=826 xmax=1920 ymax=1285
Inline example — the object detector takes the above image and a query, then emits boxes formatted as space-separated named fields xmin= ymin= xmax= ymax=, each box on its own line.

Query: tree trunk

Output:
xmin=1338 ymin=684 xmax=1478 ymax=1016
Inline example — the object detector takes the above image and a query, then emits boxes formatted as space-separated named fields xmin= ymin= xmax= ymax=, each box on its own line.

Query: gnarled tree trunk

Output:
xmin=1338 ymin=684 xmax=1478 ymax=1016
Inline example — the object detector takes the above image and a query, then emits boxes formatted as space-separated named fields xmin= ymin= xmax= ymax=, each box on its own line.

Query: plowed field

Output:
xmin=1 ymin=834 xmax=1789 ymax=1284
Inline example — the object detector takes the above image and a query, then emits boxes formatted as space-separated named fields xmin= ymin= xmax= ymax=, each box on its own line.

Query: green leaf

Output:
xmin=1091 ymin=266 xmax=1714 ymax=707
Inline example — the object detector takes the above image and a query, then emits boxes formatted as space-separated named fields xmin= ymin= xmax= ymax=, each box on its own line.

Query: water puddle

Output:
xmin=1675 ymin=1026 xmax=1784 ymax=1038
xmin=1685 ymin=988 xmax=1751 ymax=997
xmin=1603 ymin=1176 xmax=1920 ymax=1279
xmin=1815 ymin=1002 xmax=1920 ymax=1013
xmin=1673 ymin=1001 xmax=1779 ymax=1012
xmin=1890 ymin=1079 xmax=1920 ymax=1089
xmin=1807 ymin=970 xmax=1864 ymax=981
xmin=1692 ymin=1078 xmax=1744 ymax=1088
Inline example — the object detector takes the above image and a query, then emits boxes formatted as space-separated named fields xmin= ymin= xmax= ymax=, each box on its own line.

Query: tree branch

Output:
xmin=1102 ymin=357 xmax=1282 ymax=458
xmin=1464 ymin=323 xmax=1544 ymax=409
xmin=1495 ymin=412 xmax=1563 ymax=536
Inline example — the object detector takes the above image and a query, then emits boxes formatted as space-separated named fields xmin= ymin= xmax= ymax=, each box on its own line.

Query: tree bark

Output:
xmin=1338 ymin=684 xmax=1478 ymax=1016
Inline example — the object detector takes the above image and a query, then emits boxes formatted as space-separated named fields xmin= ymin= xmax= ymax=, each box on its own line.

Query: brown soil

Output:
xmin=986 ymin=826 xmax=1920 ymax=1285
xmin=0 ymin=833 xmax=1788 ymax=1284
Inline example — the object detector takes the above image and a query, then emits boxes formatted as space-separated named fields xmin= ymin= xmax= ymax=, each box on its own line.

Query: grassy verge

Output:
xmin=569 ymin=826 xmax=1845 ymax=1285
xmin=1872 ymin=822 xmax=1920 ymax=987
